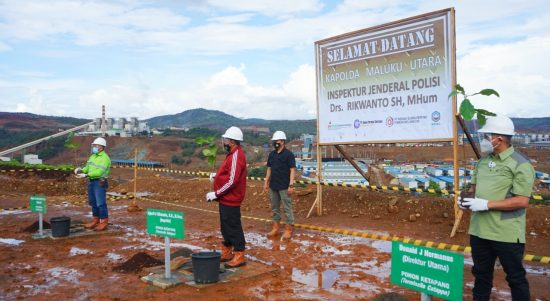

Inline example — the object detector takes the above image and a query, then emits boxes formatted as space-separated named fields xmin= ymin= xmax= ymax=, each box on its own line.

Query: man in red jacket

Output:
xmin=206 ymin=126 xmax=248 ymax=268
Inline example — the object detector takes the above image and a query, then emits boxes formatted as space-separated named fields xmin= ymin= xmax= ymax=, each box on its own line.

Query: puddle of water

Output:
xmin=0 ymin=238 xmax=25 ymax=246
xmin=321 ymin=245 xmax=352 ymax=255
xmin=69 ymin=247 xmax=93 ymax=256
xmin=0 ymin=209 xmax=29 ymax=216
xmin=245 ymin=232 xmax=273 ymax=249
xmin=106 ymin=252 xmax=123 ymax=261
xmin=292 ymin=268 xmax=339 ymax=289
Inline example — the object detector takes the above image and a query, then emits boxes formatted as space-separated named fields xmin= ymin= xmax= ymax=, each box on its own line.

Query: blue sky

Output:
xmin=0 ymin=0 xmax=549 ymax=120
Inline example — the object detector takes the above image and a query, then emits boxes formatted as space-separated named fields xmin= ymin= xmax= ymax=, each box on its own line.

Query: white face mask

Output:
xmin=479 ymin=138 xmax=494 ymax=154
xmin=479 ymin=133 xmax=500 ymax=155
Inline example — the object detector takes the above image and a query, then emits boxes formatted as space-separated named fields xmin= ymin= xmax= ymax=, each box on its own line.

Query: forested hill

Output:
xmin=146 ymin=108 xmax=316 ymax=138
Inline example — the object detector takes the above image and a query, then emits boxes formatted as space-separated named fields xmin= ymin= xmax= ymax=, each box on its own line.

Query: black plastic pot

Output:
xmin=50 ymin=216 xmax=71 ymax=237
xmin=191 ymin=251 xmax=221 ymax=284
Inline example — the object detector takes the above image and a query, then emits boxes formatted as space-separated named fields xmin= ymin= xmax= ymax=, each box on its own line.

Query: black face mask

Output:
xmin=224 ymin=144 xmax=231 ymax=153
xmin=273 ymin=142 xmax=281 ymax=150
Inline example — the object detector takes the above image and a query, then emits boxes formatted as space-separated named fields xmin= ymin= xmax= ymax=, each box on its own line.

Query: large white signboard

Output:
xmin=316 ymin=9 xmax=456 ymax=144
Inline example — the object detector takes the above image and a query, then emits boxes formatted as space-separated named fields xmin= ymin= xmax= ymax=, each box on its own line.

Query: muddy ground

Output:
xmin=1 ymin=168 xmax=549 ymax=300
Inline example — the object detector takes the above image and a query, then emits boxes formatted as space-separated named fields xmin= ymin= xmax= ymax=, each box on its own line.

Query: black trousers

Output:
xmin=219 ymin=203 xmax=246 ymax=251
xmin=470 ymin=235 xmax=529 ymax=301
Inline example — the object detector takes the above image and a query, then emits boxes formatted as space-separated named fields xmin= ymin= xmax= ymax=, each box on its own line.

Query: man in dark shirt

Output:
xmin=263 ymin=131 xmax=296 ymax=240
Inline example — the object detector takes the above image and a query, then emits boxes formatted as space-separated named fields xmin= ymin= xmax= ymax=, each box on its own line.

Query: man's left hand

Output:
xmin=206 ymin=191 xmax=217 ymax=202
xmin=462 ymin=197 xmax=489 ymax=212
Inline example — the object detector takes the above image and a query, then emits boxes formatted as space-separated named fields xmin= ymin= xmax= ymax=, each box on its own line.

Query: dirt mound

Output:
xmin=112 ymin=252 xmax=163 ymax=273
xmin=171 ymin=248 xmax=194 ymax=258
xmin=21 ymin=221 xmax=51 ymax=232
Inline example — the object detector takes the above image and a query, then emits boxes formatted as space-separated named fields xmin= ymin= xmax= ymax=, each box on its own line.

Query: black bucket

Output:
xmin=50 ymin=216 xmax=71 ymax=237
xmin=191 ymin=251 xmax=221 ymax=284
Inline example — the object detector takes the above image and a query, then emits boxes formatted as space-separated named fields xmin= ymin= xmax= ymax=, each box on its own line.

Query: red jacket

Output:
xmin=214 ymin=145 xmax=247 ymax=206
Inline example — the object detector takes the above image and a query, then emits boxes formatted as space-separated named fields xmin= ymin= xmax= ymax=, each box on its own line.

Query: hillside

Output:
xmin=460 ymin=117 xmax=550 ymax=134
xmin=1 ymin=110 xmax=548 ymax=152
xmin=146 ymin=108 xmax=316 ymax=138
xmin=0 ymin=112 xmax=90 ymax=130
xmin=146 ymin=108 xmax=242 ymax=129
xmin=0 ymin=112 xmax=91 ymax=149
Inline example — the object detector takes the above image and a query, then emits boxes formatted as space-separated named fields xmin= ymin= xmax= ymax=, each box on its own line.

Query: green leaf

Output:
xmin=478 ymin=89 xmax=500 ymax=97
xmin=202 ymin=149 xmax=215 ymax=157
xmin=477 ymin=113 xmax=487 ymax=127
xmin=202 ymin=145 xmax=218 ymax=157
xmin=194 ymin=137 xmax=210 ymax=145
xmin=455 ymin=84 xmax=465 ymax=94
xmin=208 ymin=145 xmax=218 ymax=153
xmin=448 ymin=90 xmax=459 ymax=99
xmin=207 ymin=156 xmax=216 ymax=168
xmin=64 ymin=132 xmax=79 ymax=149
xmin=475 ymin=109 xmax=496 ymax=117
xmin=459 ymin=99 xmax=475 ymax=121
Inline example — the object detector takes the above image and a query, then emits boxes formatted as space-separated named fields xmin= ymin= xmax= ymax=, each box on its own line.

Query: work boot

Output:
xmin=220 ymin=244 xmax=234 ymax=262
xmin=266 ymin=222 xmax=280 ymax=238
xmin=94 ymin=218 xmax=109 ymax=231
xmin=281 ymin=224 xmax=293 ymax=240
xmin=224 ymin=251 xmax=246 ymax=268
xmin=84 ymin=217 xmax=100 ymax=229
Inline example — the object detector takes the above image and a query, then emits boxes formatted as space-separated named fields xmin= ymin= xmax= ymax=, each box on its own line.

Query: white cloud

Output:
xmin=75 ymin=64 xmax=316 ymax=120
xmin=0 ymin=41 xmax=11 ymax=51
xmin=1 ymin=0 xmax=549 ymax=119
xmin=207 ymin=13 xmax=255 ymax=24
xmin=0 ymin=0 xmax=548 ymax=56
xmin=0 ymin=1 xmax=189 ymax=46
xmin=206 ymin=0 xmax=323 ymax=16
xmin=458 ymin=36 xmax=550 ymax=118
xmin=192 ymin=64 xmax=316 ymax=119
xmin=15 ymin=89 xmax=45 ymax=114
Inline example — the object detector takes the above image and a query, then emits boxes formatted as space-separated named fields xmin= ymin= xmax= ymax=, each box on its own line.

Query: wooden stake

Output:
xmin=127 ymin=148 xmax=142 ymax=212
xmin=134 ymin=148 xmax=137 ymax=198
xmin=451 ymin=117 xmax=460 ymax=238
xmin=334 ymin=145 xmax=369 ymax=182
xmin=307 ymin=142 xmax=323 ymax=218
xmin=317 ymin=143 xmax=323 ymax=216
xmin=451 ymin=114 xmax=482 ymax=237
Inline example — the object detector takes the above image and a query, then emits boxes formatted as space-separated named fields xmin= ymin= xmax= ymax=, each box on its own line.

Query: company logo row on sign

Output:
xmin=330 ymin=111 xmax=442 ymax=131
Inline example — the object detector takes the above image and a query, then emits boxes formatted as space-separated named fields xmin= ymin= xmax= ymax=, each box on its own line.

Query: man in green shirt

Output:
xmin=75 ymin=137 xmax=112 ymax=231
xmin=459 ymin=115 xmax=535 ymax=300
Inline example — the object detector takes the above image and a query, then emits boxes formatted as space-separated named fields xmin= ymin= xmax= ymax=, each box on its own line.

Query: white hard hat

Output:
xmin=92 ymin=137 xmax=107 ymax=147
xmin=271 ymin=131 xmax=287 ymax=140
xmin=478 ymin=115 xmax=515 ymax=136
xmin=222 ymin=126 xmax=243 ymax=141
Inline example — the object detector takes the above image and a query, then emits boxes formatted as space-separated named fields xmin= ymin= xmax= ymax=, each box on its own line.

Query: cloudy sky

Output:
xmin=0 ymin=0 xmax=548 ymax=120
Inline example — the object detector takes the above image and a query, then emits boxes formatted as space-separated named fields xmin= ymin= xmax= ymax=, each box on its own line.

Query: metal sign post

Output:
xmin=38 ymin=212 xmax=43 ymax=236
xmin=165 ymin=236 xmax=171 ymax=279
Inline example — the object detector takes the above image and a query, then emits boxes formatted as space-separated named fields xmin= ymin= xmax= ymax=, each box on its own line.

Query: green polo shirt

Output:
xmin=469 ymin=146 xmax=535 ymax=243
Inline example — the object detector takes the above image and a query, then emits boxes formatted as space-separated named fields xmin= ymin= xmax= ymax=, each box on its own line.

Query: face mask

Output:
xmin=223 ymin=144 xmax=231 ymax=153
xmin=91 ymin=146 xmax=99 ymax=154
xmin=273 ymin=142 xmax=280 ymax=149
xmin=479 ymin=134 xmax=500 ymax=155
xmin=479 ymin=139 xmax=493 ymax=154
